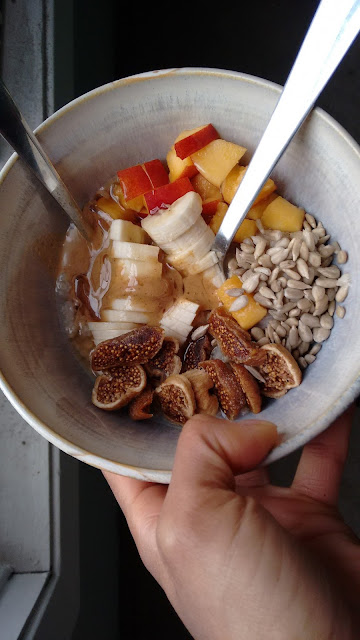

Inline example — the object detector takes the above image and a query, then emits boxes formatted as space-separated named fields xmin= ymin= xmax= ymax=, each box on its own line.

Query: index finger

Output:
xmin=103 ymin=470 xmax=167 ymax=574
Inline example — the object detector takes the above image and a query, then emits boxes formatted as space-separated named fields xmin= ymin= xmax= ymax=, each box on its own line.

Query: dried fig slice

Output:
xmin=156 ymin=374 xmax=196 ymax=425
xmin=209 ymin=307 xmax=265 ymax=366
xmin=92 ymin=364 xmax=146 ymax=410
xmin=258 ymin=343 xmax=302 ymax=398
xmin=129 ymin=385 xmax=154 ymax=420
xmin=91 ymin=325 xmax=164 ymax=371
xmin=183 ymin=369 xmax=219 ymax=416
xmin=198 ymin=359 xmax=246 ymax=420
xmin=230 ymin=364 xmax=262 ymax=414
xmin=182 ymin=334 xmax=212 ymax=371
xmin=145 ymin=337 xmax=182 ymax=382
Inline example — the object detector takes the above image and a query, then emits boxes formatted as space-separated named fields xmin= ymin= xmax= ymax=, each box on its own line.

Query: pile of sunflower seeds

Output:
xmin=227 ymin=214 xmax=349 ymax=370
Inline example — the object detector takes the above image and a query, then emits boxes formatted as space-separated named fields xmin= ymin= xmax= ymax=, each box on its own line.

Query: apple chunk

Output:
xmin=174 ymin=124 xmax=220 ymax=159
xmin=144 ymin=177 xmax=195 ymax=214
xmin=191 ymin=139 xmax=246 ymax=188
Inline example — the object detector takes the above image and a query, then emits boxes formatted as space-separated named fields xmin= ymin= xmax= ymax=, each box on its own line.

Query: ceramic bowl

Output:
xmin=0 ymin=68 xmax=359 ymax=482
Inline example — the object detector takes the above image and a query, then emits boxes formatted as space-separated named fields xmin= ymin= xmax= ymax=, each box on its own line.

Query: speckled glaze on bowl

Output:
xmin=0 ymin=68 xmax=359 ymax=482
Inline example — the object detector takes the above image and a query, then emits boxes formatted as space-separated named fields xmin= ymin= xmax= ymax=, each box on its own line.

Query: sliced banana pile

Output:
xmin=141 ymin=191 xmax=225 ymax=285
xmin=160 ymin=298 xmax=199 ymax=345
xmin=88 ymin=219 xmax=164 ymax=344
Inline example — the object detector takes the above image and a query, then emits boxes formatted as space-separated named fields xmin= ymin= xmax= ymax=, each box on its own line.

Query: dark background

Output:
xmin=54 ymin=1 xmax=360 ymax=638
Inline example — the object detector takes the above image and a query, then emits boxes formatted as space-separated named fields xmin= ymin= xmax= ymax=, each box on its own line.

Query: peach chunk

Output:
xmin=166 ymin=146 xmax=198 ymax=182
xmin=261 ymin=196 xmax=305 ymax=232
xmin=246 ymin=193 xmax=278 ymax=220
xmin=221 ymin=165 xmax=276 ymax=205
xmin=191 ymin=139 xmax=246 ymax=188
xmin=96 ymin=196 xmax=137 ymax=221
xmin=209 ymin=203 xmax=258 ymax=243
xmin=191 ymin=173 xmax=222 ymax=201
xmin=216 ymin=275 xmax=267 ymax=330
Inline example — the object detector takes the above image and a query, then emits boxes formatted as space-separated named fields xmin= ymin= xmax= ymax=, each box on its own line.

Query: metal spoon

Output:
xmin=0 ymin=78 xmax=93 ymax=241
xmin=212 ymin=0 xmax=360 ymax=273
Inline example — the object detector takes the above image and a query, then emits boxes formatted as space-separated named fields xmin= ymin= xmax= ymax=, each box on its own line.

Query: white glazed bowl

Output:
xmin=0 ymin=68 xmax=359 ymax=482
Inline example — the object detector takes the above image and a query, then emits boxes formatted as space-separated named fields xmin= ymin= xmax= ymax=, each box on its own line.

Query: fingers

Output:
xmin=165 ymin=414 xmax=278 ymax=508
xmin=103 ymin=470 xmax=167 ymax=578
xmin=291 ymin=405 xmax=355 ymax=505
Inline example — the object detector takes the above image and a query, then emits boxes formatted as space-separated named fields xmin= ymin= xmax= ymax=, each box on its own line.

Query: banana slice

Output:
xmin=141 ymin=191 xmax=202 ymax=244
xmin=88 ymin=321 xmax=138 ymax=331
xmin=179 ymin=250 xmax=219 ymax=276
xmin=163 ymin=298 xmax=199 ymax=324
xmin=203 ymin=263 xmax=226 ymax=288
xmin=160 ymin=316 xmax=193 ymax=338
xmin=166 ymin=227 xmax=214 ymax=272
xmin=110 ymin=297 xmax=160 ymax=312
xmin=112 ymin=242 xmax=159 ymax=261
xmin=161 ymin=326 xmax=188 ymax=344
xmin=160 ymin=217 xmax=209 ymax=254
xmin=114 ymin=259 xmax=163 ymax=281
xmin=101 ymin=309 xmax=158 ymax=324
xmin=110 ymin=219 xmax=148 ymax=243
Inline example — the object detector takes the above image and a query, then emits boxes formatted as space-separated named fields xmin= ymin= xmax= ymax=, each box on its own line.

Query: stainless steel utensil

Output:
xmin=212 ymin=0 xmax=360 ymax=272
xmin=0 ymin=78 xmax=93 ymax=241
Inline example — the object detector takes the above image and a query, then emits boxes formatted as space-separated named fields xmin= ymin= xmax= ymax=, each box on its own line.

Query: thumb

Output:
xmin=166 ymin=413 xmax=278 ymax=511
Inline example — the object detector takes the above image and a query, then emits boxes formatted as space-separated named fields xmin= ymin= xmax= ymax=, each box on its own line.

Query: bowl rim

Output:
xmin=1 ymin=66 xmax=359 ymax=482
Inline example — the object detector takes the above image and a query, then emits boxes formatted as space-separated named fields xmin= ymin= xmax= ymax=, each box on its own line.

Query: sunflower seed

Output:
xmin=320 ymin=313 xmax=334 ymax=330
xmin=328 ymin=300 xmax=336 ymax=316
xmin=229 ymin=295 xmax=249 ymax=312
xmin=281 ymin=301 xmax=298 ymax=313
xmin=275 ymin=324 xmax=287 ymax=338
xmin=270 ymin=248 xmax=289 ymax=265
xmin=292 ymin=237 xmax=302 ymax=261
xmin=308 ymin=252 xmax=322 ymax=268
xmin=280 ymin=260 xmax=296 ymax=270
xmin=300 ymin=314 xmax=320 ymax=328
xmin=191 ymin=324 xmax=209 ymax=340
xmin=226 ymin=288 xmax=244 ymax=297
xmin=284 ymin=287 xmax=304 ymax=300
xmin=283 ymin=268 xmax=302 ymax=281
xmin=242 ymin=273 xmax=260 ymax=293
xmin=298 ymin=321 xmax=313 ymax=342
xmin=275 ymin=237 xmax=290 ymax=248
xmin=298 ymin=341 xmax=310 ymax=356
xmin=305 ymin=354 xmax=316 ymax=364
xmin=253 ymin=293 xmax=273 ymax=308
xmin=254 ymin=266 xmax=272 ymax=276
xmin=313 ymin=295 xmax=329 ymax=316
xmin=303 ymin=220 xmax=312 ymax=232
xmin=317 ymin=265 xmax=341 ymax=279
xmin=303 ymin=230 xmax=316 ymax=251
xmin=318 ymin=244 xmax=335 ymax=258
xmin=241 ymin=243 xmax=255 ymax=254
xmin=256 ymin=219 xmax=265 ymax=233
xmin=296 ymin=258 xmax=309 ymax=279
xmin=335 ymin=285 xmax=349 ymax=303
xmin=336 ymin=305 xmax=346 ymax=318
xmin=287 ymin=279 xmax=311 ymax=290
xmin=250 ymin=327 xmax=265 ymax=340
xmin=270 ymin=280 xmax=282 ymax=293
xmin=309 ymin=344 xmax=322 ymax=356
xmin=288 ymin=326 xmax=299 ymax=347
xmin=257 ymin=336 xmax=270 ymax=346
xmin=337 ymin=273 xmax=350 ymax=287
xmin=286 ymin=317 xmax=299 ymax=327
xmin=259 ymin=285 xmax=275 ymax=299
xmin=253 ymin=237 xmax=267 ymax=259
xmin=313 ymin=327 xmax=331 ymax=343
xmin=314 ymin=277 xmax=339 ymax=288
xmin=336 ymin=250 xmax=348 ymax=264
xmin=298 ymin=356 xmax=308 ymax=369
xmin=297 ymin=298 xmax=312 ymax=312
xmin=244 ymin=365 xmax=266 ymax=383
xmin=269 ymin=266 xmax=280 ymax=283
xmin=305 ymin=213 xmax=316 ymax=228
xmin=327 ymin=288 xmax=336 ymax=302
xmin=300 ymin=241 xmax=310 ymax=261
xmin=289 ymin=307 xmax=301 ymax=317
xmin=312 ymin=285 xmax=325 ymax=302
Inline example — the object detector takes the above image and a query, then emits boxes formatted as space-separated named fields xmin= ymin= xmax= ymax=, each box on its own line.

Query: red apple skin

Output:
xmin=144 ymin=177 xmax=195 ymax=214
xmin=117 ymin=165 xmax=152 ymax=201
xmin=143 ymin=159 xmax=169 ymax=189
xmin=202 ymin=199 xmax=220 ymax=216
xmin=174 ymin=124 xmax=220 ymax=160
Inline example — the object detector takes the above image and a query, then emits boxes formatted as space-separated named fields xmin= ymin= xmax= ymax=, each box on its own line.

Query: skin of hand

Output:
xmin=104 ymin=407 xmax=360 ymax=640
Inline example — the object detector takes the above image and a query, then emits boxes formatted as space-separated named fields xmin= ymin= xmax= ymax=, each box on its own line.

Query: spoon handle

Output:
xmin=212 ymin=0 xmax=360 ymax=259
xmin=0 ymin=78 xmax=93 ymax=241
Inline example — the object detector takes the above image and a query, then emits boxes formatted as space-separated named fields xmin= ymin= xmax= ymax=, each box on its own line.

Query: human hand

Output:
xmin=104 ymin=408 xmax=359 ymax=640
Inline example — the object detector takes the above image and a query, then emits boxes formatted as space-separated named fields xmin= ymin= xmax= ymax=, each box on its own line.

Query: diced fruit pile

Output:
xmin=68 ymin=123 xmax=349 ymax=425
